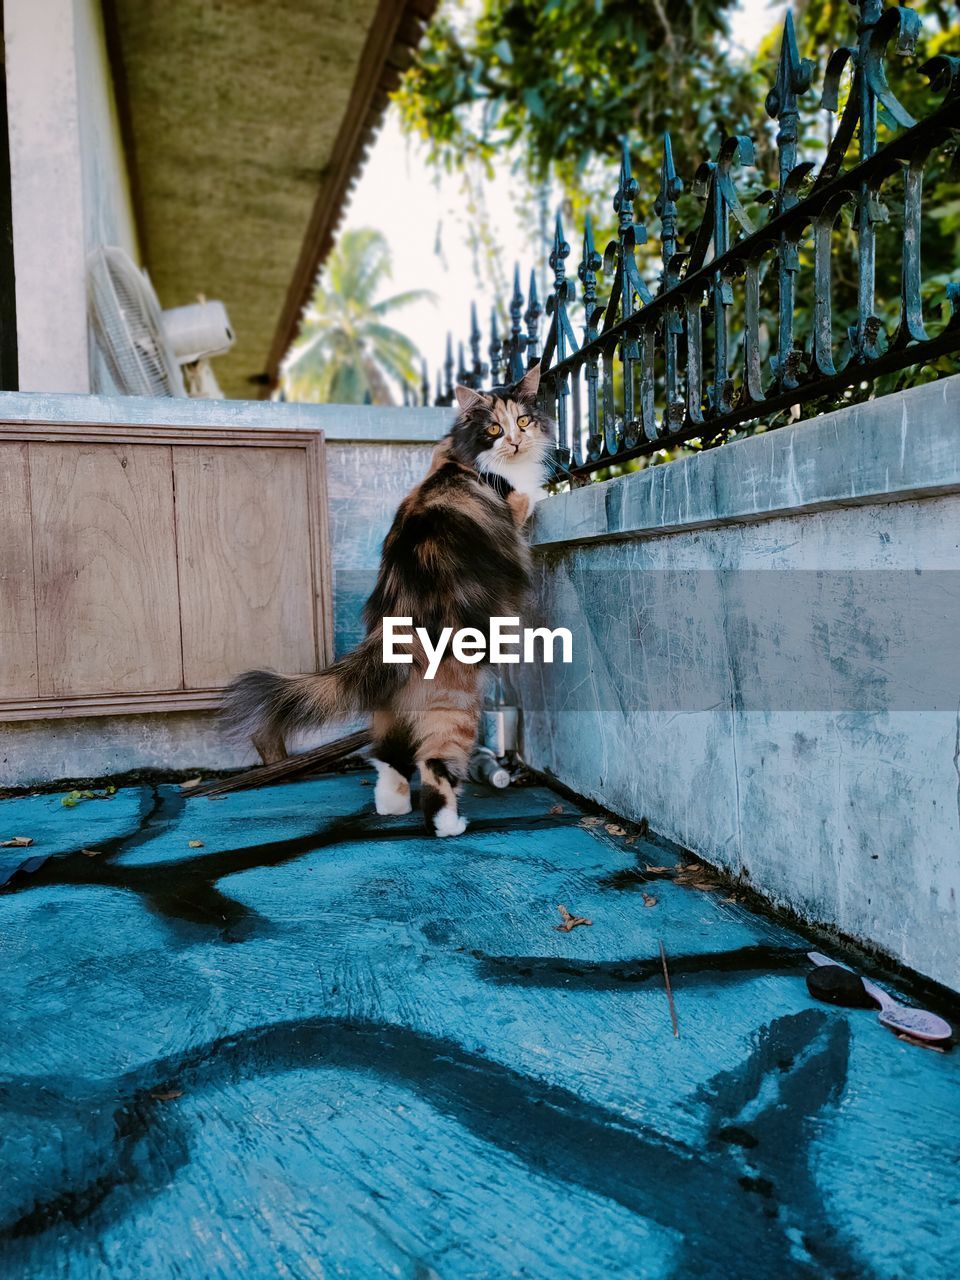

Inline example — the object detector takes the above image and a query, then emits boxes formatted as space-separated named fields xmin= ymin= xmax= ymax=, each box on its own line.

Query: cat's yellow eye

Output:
xmin=516 ymin=415 xmax=530 ymax=429
xmin=485 ymin=423 xmax=502 ymax=437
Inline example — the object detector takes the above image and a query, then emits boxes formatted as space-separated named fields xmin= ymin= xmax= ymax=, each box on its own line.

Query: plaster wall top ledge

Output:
xmin=531 ymin=374 xmax=960 ymax=548
xmin=0 ymin=390 xmax=452 ymax=443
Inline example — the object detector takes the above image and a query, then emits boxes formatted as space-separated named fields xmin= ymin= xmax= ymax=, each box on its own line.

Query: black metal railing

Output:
xmin=428 ymin=0 xmax=960 ymax=477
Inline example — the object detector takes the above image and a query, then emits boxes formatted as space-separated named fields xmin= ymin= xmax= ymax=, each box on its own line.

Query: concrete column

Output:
xmin=4 ymin=0 xmax=90 ymax=392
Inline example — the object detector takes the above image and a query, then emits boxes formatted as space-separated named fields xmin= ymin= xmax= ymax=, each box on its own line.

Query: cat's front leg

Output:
xmin=506 ymin=489 xmax=531 ymax=527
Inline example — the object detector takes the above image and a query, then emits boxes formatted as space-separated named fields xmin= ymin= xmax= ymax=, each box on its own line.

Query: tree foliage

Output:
xmin=396 ymin=0 xmax=759 ymax=200
xmin=282 ymin=229 xmax=431 ymax=405
xmin=398 ymin=0 xmax=960 ymax=421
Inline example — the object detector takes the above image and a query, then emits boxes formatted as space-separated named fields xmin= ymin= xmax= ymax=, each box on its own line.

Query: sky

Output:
xmin=337 ymin=0 xmax=788 ymax=399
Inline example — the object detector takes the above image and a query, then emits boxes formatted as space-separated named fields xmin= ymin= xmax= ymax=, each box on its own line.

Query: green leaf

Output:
xmin=523 ymin=87 xmax=546 ymax=118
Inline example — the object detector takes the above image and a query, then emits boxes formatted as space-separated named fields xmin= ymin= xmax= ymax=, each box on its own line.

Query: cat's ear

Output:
xmin=516 ymin=362 xmax=541 ymax=401
xmin=455 ymin=384 xmax=488 ymax=411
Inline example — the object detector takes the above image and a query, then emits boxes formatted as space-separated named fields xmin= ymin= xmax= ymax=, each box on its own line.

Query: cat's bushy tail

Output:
xmin=221 ymin=628 xmax=400 ymax=744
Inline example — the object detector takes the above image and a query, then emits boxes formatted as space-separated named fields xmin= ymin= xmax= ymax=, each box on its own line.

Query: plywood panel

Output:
xmin=0 ymin=442 xmax=39 ymax=698
xmin=174 ymin=446 xmax=317 ymax=688
xmin=30 ymin=443 xmax=182 ymax=696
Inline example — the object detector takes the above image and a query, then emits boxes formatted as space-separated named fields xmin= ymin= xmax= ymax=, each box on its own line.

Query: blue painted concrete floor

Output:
xmin=1 ymin=774 xmax=958 ymax=1280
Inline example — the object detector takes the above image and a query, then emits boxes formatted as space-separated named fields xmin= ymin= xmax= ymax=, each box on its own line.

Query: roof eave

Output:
xmin=260 ymin=0 xmax=438 ymax=398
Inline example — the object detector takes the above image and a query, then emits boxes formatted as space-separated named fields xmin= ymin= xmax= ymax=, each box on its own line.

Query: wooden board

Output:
xmin=0 ymin=422 xmax=330 ymax=720
xmin=0 ymin=442 xmax=38 ymax=699
xmin=29 ymin=442 xmax=183 ymax=697
xmin=173 ymin=445 xmax=319 ymax=688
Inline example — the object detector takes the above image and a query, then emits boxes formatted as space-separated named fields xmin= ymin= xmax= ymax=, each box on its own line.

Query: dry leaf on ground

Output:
xmin=555 ymin=904 xmax=592 ymax=932
xmin=549 ymin=803 xmax=564 ymax=815
xmin=187 ymin=840 xmax=204 ymax=848
xmin=643 ymin=892 xmax=658 ymax=908
xmin=80 ymin=848 xmax=102 ymax=858
xmin=150 ymin=1089 xmax=184 ymax=1101
xmin=673 ymin=861 xmax=723 ymax=891
xmin=578 ymin=816 xmax=601 ymax=828
xmin=605 ymin=823 xmax=627 ymax=836
xmin=179 ymin=778 xmax=202 ymax=792
xmin=1 ymin=836 xmax=33 ymax=848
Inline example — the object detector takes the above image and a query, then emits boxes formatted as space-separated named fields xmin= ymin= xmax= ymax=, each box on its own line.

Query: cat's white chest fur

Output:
xmin=492 ymin=452 xmax=548 ymax=505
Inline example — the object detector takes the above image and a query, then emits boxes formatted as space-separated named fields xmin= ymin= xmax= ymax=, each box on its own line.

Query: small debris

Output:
xmin=0 ymin=836 xmax=33 ymax=848
xmin=670 ymin=861 xmax=724 ymax=892
xmin=555 ymin=904 xmax=592 ymax=932
xmin=187 ymin=840 xmax=204 ymax=848
xmin=61 ymin=786 xmax=116 ymax=808
xmin=149 ymin=1089 xmax=184 ymax=1101
xmin=643 ymin=892 xmax=658 ymax=908
xmin=659 ymin=939 xmax=680 ymax=1038
xmin=578 ymin=816 xmax=601 ymax=829
xmin=549 ymin=803 xmax=564 ymax=815
xmin=605 ymin=823 xmax=627 ymax=837
xmin=896 ymin=1034 xmax=946 ymax=1053
xmin=179 ymin=778 xmax=202 ymax=792
xmin=80 ymin=848 xmax=102 ymax=858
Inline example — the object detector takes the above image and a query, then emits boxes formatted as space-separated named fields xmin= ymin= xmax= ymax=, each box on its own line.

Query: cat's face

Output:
xmin=450 ymin=364 xmax=555 ymax=484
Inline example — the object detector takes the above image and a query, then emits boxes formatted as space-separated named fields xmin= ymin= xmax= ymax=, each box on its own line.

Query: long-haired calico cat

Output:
xmin=223 ymin=363 xmax=554 ymax=836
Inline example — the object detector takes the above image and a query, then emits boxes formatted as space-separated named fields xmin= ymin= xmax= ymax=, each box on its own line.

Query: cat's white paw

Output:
xmin=373 ymin=763 xmax=412 ymax=816
xmin=376 ymin=788 xmax=412 ymax=816
xmin=433 ymin=807 xmax=467 ymax=838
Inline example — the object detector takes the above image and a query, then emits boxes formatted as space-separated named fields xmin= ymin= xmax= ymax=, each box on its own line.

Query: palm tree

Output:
xmin=282 ymin=228 xmax=432 ymax=404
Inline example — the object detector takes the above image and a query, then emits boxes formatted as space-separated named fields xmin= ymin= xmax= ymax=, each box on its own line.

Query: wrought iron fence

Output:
xmin=428 ymin=0 xmax=960 ymax=477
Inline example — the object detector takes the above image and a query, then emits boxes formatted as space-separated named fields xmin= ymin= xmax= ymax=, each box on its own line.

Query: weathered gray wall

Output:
xmin=517 ymin=375 xmax=960 ymax=992
xmin=327 ymin=440 xmax=437 ymax=657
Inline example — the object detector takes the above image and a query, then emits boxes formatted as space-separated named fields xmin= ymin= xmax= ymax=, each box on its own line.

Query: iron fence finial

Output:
xmin=489 ymin=306 xmax=502 ymax=385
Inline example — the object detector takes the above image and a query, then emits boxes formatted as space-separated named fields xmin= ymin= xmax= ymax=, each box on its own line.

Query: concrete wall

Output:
xmin=0 ymin=393 xmax=449 ymax=787
xmin=4 ymin=0 xmax=140 ymax=393
xmin=327 ymin=440 xmax=436 ymax=656
xmin=517 ymin=376 xmax=960 ymax=992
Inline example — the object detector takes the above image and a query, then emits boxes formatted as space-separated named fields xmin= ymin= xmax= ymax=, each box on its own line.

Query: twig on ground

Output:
xmin=659 ymin=939 xmax=680 ymax=1038
xmin=188 ymin=729 xmax=372 ymax=796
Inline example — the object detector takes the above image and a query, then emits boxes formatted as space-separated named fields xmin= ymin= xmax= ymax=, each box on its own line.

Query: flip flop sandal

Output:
xmin=807 ymin=951 xmax=953 ymax=1043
